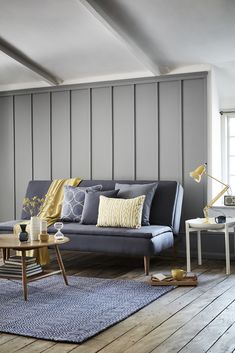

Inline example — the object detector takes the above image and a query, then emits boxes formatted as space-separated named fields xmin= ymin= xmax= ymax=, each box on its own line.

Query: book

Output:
xmin=5 ymin=256 xmax=37 ymax=265
xmin=0 ymin=264 xmax=41 ymax=273
xmin=0 ymin=267 xmax=43 ymax=278
xmin=0 ymin=254 xmax=43 ymax=279
xmin=3 ymin=262 xmax=39 ymax=269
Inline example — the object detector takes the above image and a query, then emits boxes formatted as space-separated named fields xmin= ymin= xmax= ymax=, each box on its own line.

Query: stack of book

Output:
xmin=0 ymin=256 xmax=43 ymax=278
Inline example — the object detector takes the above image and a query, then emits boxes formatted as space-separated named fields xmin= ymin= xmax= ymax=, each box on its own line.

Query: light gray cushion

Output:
xmin=61 ymin=185 xmax=102 ymax=222
xmin=48 ymin=223 xmax=171 ymax=239
xmin=47 ymin=223 xmax=173 ymax=256
xmin=115 ymin=182 xmax=158 ymax=226
xmin=80 ymin=190 xmax=119 ymax=225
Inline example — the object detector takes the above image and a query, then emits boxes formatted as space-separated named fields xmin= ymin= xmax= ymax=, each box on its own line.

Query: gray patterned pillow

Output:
xmin=61 ymin=185 xmax=102 ymax=222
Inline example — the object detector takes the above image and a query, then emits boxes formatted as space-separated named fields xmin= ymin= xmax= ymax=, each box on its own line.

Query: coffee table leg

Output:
xmin=55 ymin=245 xmax=68 ymax=285
xmin=21 ymin=250 xmax=28 ymax=301
xmin=2 ymin=249 xmax=6 ymax=263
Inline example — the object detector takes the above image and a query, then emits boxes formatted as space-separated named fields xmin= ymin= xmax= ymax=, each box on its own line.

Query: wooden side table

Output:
xmin=185 ymin=218 xmax=235 ymax=275
xmin=0 ymin=234 xmax=70 ymax=300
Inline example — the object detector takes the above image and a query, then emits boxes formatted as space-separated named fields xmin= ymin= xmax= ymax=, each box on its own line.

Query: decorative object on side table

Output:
xmin=22 ymin=195 xmax=45 ymax=217
xmin=39 ymin=220 xmax=49 ymax=242
xmin=190 ymin=163 xmax=230 ymax=222
xmin=19 ymin=224 xmax=28 ymax=242
xmin=54 ymin=222 xmax=64 ymax=240
xmin=30 ymin=216 xmax=40 ymax=241
xmin=22 ymin=195 xmax=46 ymax=241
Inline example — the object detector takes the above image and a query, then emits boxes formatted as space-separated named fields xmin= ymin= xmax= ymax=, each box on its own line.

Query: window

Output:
xmin=221 ymin=112 xmax=235 ymax=194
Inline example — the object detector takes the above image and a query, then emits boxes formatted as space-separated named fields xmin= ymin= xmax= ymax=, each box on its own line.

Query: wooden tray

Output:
xmin=150 ymin=275 xmax=198 ymax=286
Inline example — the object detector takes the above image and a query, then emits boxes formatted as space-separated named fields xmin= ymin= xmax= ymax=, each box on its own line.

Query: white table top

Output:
xmin=186 ymin=217 xmax=235 ymax=230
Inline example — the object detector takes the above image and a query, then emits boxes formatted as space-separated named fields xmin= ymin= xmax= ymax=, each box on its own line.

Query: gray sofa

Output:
xmin=0 ymin=180 xmax=183 ymax=274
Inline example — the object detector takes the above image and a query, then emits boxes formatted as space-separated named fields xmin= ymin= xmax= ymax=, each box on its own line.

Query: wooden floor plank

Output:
xmin=179 ymin=299 xmax=235 ymax=353
xmin=15 ymin=340 xmax=56 ymax=353
xmin=0 ymin=333 xmax=18 ymax=345
xmin=206 ymin=322 xmax=235 ymax=353
xmin=0 ymin=336 xmax=36 ymax=353
xmin=150 ymin=280 xmax=235 ymax=353
xmin=0 ymin=250 xmax=234 ymax=353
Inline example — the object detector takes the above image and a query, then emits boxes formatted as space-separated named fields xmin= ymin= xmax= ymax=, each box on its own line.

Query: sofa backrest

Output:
xmin=22 ymin=179 xmax=183 ymax=235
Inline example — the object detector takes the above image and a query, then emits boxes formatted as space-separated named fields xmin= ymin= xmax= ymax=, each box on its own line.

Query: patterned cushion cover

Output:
xmin=61 ymin=185 xmax=102 ymax=222
xmin=97 ymin=195 xmax=146 ymax=229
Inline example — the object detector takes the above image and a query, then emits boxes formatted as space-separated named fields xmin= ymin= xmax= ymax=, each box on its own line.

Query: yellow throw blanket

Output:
xmin=14 ymin=177 xmax=81 ymax=265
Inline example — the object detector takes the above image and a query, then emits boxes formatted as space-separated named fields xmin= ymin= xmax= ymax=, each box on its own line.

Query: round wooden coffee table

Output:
xmin=0 ymin=234 xmax=70 ymax=300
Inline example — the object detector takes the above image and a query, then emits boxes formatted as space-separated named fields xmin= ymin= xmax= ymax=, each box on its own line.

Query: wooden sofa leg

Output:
xmin=144 ymin=256 xmax=150 ymax=276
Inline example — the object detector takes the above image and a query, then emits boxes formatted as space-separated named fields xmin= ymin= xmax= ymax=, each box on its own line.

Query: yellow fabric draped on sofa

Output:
xmin=14 ymin=177 xmax=82 ymax=265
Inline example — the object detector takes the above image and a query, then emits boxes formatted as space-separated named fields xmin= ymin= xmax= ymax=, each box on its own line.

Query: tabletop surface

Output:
xmin=0 ymin=234 xmax=69 ymax=249
xmin=186 ymin=218 xmax=235 ymax=230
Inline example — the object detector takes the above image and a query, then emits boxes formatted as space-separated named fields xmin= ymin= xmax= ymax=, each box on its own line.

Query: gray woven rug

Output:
xmin=0 ymin=275 xmax=174 ymax=343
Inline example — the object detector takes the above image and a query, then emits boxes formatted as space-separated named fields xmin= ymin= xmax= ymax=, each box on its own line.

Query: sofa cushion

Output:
xmin=61 ymin=184 xmax=102 ymax=222
xmin=48 ymin=222 xmax=171 ymax=240
xmin=0 ymin=220 xmax=23 ymax=232
xmin=97 ymin=195 xmax=145 ymax=229
xmin=80 ymin=189 xmax=119 ymax=225
xmin=21 ymin=180 xmax=183 ymax=234
xmin=115 ymin=182 xmax=158 ymax=226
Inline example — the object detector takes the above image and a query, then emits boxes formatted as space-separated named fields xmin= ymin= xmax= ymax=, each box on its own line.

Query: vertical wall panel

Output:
xmin=15 ymin=95 xmax=32 ymax=218
xmin=33 ymin=93 xmax=51 ymax=180
xmin=159 ymin=80 xmax=182 ymax=181
xmin=0 ymin=97 xmax=14 ymax=220
xmin=0 ymin=74 xmax=208 ymax=225
xmin=113 ymin=85 xmax=134 ymax=179
xmin=136 ymin=83 xmax=158 ymax=179
xmin=51 ymin=91 xmax=70 ymax=179
xmin=183 ymin=78 xmax=207 ymax=220
xmin=91 ymin=87 xmax=112 ymax=179
xmin=71 ymin=89 xmax=90 ymax=179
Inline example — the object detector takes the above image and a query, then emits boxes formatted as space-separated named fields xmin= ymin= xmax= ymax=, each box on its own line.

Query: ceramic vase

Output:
xmin=19 ymin=224 xmax=28 ymax=242
xmin=30 ymin=216 xmax=40 ymax=241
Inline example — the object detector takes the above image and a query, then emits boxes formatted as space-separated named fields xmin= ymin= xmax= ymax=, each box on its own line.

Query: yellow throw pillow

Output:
xmin=97 ymin=195 xmax=146 ymax=229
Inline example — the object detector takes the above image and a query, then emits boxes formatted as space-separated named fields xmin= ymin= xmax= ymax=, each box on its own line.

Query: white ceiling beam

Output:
xmin=0 ymin=37 xmax=62 ymax=86
xmin=79 ymin=0 xmax=160 ymax=76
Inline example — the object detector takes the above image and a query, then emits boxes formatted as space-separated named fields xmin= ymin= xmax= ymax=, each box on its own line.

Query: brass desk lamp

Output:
xmin=190 ymin=163 xmax=229 ymax=222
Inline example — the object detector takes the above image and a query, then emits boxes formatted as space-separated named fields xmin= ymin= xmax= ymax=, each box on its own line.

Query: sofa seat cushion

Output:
xmin=0 ymin=220 xmax=22 ymax=232
xmin=48 ymin=223 xmax=172 ymax=240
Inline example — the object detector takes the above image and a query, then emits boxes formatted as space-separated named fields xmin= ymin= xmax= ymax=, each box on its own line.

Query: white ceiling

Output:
xmin=0 ymin=0 xmax=234 ymax=107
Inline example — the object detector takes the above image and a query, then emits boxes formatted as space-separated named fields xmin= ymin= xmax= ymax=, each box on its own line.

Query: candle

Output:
xmin=40 ymin=220 xmax=47 ymax=234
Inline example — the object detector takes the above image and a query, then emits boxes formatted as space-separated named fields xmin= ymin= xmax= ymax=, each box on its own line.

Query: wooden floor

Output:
xmin=0 ymin=250 xmax=235 ymax=353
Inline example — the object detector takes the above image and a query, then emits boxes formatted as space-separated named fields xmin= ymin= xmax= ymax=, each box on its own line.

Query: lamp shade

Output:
xmin=190 ymin=164 xmax=206 ymax=183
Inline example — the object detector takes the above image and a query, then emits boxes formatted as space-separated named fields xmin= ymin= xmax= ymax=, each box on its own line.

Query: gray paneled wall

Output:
xmin=0 ymin=96 xmax=14 ymax=220
xmin=0 ymin=73 xmax=207 ymax=220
